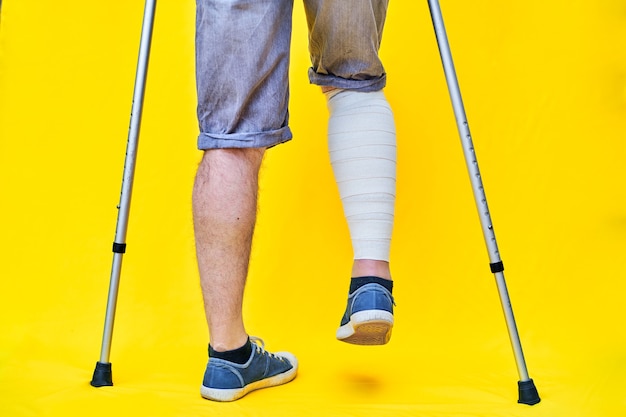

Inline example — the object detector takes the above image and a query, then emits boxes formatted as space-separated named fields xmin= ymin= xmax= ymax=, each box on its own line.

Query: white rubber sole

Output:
xmin=200 ymin=352 xmax=298 ymax=402
xmin=336 ymin=310 xmax=394 ymax=345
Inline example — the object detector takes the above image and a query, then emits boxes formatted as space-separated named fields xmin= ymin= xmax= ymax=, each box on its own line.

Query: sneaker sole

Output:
xmin=200 ymin=352 xmax=298 ymax=402
xmin=336 ymin=310 xmax=394 ymax=345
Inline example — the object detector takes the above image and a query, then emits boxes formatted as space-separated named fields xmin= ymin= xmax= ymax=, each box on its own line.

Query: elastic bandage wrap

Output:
xmin=326 ymin=89 xmax=396 ymax=262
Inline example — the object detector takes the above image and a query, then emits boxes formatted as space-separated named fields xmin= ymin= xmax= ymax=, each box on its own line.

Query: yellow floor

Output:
xmin=1 ymin=1 xmax=625 ymax=416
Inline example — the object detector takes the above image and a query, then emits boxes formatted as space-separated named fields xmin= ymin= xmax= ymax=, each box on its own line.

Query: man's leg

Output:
xmin=193 ymin=148 xmax=297 ymax=402
xmin=192 ymin=148 xmax=264 ymax=352
xmin=304 ymin=0 xmax=396 ymax=345
xmin=325 ymin=89 xmax=396 ymax=275
xmin=326 ymin=88 xmax=397 ymax=345
xmin=194 ymin=0 xmax=297 ymax=401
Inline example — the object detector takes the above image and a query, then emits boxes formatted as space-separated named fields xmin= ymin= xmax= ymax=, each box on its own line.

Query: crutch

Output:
xmin=427 ymin=0 xmax=540 ymax=405
xmin=91 ymin=0 xmax=157 ymax=387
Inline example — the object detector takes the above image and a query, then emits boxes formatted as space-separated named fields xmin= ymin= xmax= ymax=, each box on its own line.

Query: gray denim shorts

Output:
xmin=195 ymin=0 xmax=390 ymax=149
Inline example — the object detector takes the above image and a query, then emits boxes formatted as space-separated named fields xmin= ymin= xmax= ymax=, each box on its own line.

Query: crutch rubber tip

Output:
xmin=517 ymin=379 xmax=540 ymax=405
xmin=91 ymin=361 xmax=113 ymax=387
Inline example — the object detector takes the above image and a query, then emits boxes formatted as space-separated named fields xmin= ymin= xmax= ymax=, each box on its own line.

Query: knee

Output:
xmin=199 ymin=148 xmax=266 ymax=174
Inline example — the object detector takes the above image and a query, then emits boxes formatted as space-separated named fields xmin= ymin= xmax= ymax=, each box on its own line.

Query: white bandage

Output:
xmin=326 ymin=89 xmax=397 ymax=261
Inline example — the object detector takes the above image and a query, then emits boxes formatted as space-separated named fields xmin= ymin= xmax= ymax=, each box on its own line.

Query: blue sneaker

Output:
xmin=336 ymin=283 xmax=395 ymax=345
xmin=201 ymin=337 xmax=297 ymax=401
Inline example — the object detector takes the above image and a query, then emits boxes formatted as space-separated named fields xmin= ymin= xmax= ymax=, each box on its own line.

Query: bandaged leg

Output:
xmin=326 ymin=89 xmax=397 ymax=262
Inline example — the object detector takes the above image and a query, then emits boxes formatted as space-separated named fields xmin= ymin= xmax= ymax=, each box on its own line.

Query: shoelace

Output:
xmin=250 ymin=336 xmax=285 ymax=362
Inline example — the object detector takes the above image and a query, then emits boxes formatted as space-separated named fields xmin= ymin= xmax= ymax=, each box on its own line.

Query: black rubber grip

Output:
xmin=518 ymin=379 xmax=540 ymax=405
xmin=91 ymin=361 xmax=113 ymax=387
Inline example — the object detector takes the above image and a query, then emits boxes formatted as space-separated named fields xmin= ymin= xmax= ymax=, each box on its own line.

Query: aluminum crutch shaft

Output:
xmin=91 ymin=0 xmax=157 ymax=387
xmin=426 ymin=0 xmax=540 ymax=405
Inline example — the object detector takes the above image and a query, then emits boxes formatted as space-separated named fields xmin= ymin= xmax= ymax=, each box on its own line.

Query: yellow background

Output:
xmin=1 ymin=1 xmax=625 ymax=416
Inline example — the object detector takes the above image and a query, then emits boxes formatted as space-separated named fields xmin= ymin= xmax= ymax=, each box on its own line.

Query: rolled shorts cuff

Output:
xmin=308 ymin=69 xmax=387 ymax=92
xmin=197 ymin=126 xmax=293 ymax=150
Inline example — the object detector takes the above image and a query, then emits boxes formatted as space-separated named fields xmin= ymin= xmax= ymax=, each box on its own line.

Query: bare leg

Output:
xmin=192 ymin=147 xmax=265 ymax=352
xmin=352 ymin=259 xmax=392 ymax=280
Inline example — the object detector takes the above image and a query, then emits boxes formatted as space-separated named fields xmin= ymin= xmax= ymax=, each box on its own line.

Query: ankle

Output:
xmin=351 ymin=259 xmax=392 ymax=280
xmin=209 ymin=337 xmax=252 ymax=365
xmin=208 ymin=330 xmax=249 ymax=353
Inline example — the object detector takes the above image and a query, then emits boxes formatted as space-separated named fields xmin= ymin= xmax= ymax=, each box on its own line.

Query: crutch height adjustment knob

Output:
xmin=490 ymin=261 xmax=504 ymax=273
xmin=112 ymin=242 xmax=127 ymax=254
